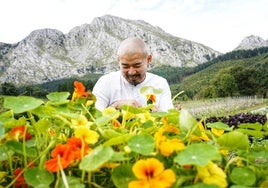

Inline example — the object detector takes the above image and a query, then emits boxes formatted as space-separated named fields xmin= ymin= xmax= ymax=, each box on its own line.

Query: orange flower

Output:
xmin=10 ymin=125 xmax=32 ymax=141
xmin=67 ymin=136 xmax=91 ymax=159
xmin=146 ymin=94 xmax=156 ymax=105
xmin=129 ymin=158 xmax=176 ymax=188
xmin=45 ymin=143 xmax=75 ymax=172
xmin=72 ymin=81 xmax=90 ymax=101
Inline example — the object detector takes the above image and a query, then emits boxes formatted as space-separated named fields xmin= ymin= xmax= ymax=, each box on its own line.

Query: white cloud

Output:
xmin=1 ymin=0 xmax=268 ymax=52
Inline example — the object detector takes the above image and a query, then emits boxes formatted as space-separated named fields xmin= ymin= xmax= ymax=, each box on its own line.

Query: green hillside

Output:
xmin=174 ymin=52 xmax=268 ymax=99
xmin=149 ymin=47 xmax=268 ymax=100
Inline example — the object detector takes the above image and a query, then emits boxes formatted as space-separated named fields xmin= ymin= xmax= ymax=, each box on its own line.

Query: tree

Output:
xmin=210 ymin=71 xmax=239 ymax=97
xmin=1 ymin=82 xmax=19 ymax=96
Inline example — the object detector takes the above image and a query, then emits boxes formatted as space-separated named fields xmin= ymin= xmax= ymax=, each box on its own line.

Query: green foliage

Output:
xmin=178 ymin=52 xmax=268 ymax=99
xmin=1 ymin=82 xmax=19 ymax=96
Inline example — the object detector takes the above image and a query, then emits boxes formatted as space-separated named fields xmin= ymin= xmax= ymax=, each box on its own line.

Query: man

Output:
xmin=92 ymin=37 xmax=174 ymax=111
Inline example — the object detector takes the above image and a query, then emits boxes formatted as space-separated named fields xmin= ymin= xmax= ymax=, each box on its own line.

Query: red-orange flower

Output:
xmin=72 ymin=81 xmax=90 ymax=101
xmin=14 ymin=168 xmax=28 ymax=188
xmin=67 ymin=137 xmax=91 ymax=159
xmin=10 ymin=125 xmax=32 ymax=141
xmin=129 ymin=158 xmax=176 ymax=188
xmin=45 ymin=143 xmax=75 ymax=172
xmin=45 ymin=136 xmax=91 ymax=172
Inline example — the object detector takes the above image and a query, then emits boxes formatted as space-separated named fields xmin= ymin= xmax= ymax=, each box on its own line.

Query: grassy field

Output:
xmin=177 ymin=96 xmax=268 ymax=118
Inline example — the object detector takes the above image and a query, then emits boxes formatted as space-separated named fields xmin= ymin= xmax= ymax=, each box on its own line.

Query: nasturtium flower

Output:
xmin=211 ymin=127 xmax=225 ymax=136
xmin=136 ymin=111 xmax=155 ymax=123
xmin=67 ymin=136 xmax=91 ymax=159
xmin=71 ymin=115 xmax=93 ymax=128
xmin=9 ymin=125 xmax=32 ymax=141
xmin=129 ymin=158 xmax=176 ymax=188
xmin=146 ymin=94 xmax=156 ymax=105
xmin=14 ymin=168 xmax=28 ymax=188
xmin=102 ymin=107 xmax=120 ymax=119
xmin=196 ymin=161 xmax=228 ymax=188
xmin=71 ymin=81 xmax=90 ymax=101
xmin=45 ymin=143 xmax=75 ymax=172
xmin=74 ymin=126 xmax=99 ymax=144
xmin=190 ymin=122 xmax=210 ymax=141
xmin=158 ymin=138 xmax=185 ymax=157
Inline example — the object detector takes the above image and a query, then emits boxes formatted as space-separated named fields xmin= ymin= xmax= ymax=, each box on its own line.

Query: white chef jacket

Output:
xmin=92 ymin=71 xmax=174 ymax=111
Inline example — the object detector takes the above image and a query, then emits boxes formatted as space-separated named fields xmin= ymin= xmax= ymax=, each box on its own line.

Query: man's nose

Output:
xmin=128 ymin=67 xmax=136 ymax=75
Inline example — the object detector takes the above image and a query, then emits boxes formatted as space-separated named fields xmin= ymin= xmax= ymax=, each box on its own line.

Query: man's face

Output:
xmin=118 ymin=53 xmax=151 ymax=86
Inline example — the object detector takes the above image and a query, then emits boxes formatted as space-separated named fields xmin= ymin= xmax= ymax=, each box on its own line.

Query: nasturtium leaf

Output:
xmin=58 ymin=176 xmax=85 ymax=188
xmin=217 ymin=131 xmax=249 ymax=150
xmin=24 ymin=167 xmax=54 ymax=187
xmin=6 ymin=141 xmax=37 ymax=158
xmin=31 ymin=105 xmax=58 ymax=118
xmin=230 ymin=167 xmax=256 ymax=186
xmin=238 ymin=122 xmax=262 ymax=131
xmin=0 ymin=145 xmax=14 ymax=161
xmin=179 ymin=109 xmax=198 ymax=133
xmin=236 ymin=129 xmax=265 ymax=138
xmin=181 ymin=183 xmax=218 ymax=188
xmin=46 ymin=92 xmax=70 ymax=102
xmin=127 ymin=133 xmax=155 ymax=155
xmin=111 ymin=164 xmax=135 ymax=188
xmin=206 ymin=122 xmax=233 ymax=131
xmin=79 ymin=145 xmax=114 ymax=171
xmin=3 ymin=116 xmax=27 ymax=129
xmin=103 ymin=134 xmax=132 ymax=146
xmin=0 ymin=110 xmax=13 ymax=125
xmin=174 ymin=143 xmax=221 ymax=166
xmin=102 ymin=129 xmax=122 ymax=139
xmin=34 ymin=118 xmax=51 ymax=133
xmin=4 ymin=96 xmax=43 ymax=113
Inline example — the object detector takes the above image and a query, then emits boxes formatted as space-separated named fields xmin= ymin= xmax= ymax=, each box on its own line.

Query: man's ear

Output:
xmin=147 ymin=54 xmax=152 ymax=65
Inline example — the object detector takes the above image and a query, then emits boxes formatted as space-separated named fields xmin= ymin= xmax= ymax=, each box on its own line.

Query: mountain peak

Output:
xmin=0 ymin=15 xmax=221 ymax=86
xmin=235 ymin=35 xmax=268 ymax=50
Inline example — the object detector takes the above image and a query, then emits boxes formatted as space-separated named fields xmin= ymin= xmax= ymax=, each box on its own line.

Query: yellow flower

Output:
xmin=136 ymin=111 xmax=155 ymax=123
xmin=196 ymin=161 xmax=228 ymax=188
xmin=158 ymin=138 xmax=185 ymax=157
xmin=190 ymin=122 xmax=210 ymax=141
xmin=74 ymin=127 xmax=99 ymax=144
xmin=71 ymin=115 xmax=93 ymax=128
xmin=211 ymin=127 xmax=225 ymax=136
xmin=102 ymin=107 xmax=120 ymax=119
xmin=129 ymin=158 xmax=176 ymax=188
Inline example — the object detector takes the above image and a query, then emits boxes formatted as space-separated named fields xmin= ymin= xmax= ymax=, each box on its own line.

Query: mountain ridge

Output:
xmin=1 ymin=15 xmax=266 ymax=87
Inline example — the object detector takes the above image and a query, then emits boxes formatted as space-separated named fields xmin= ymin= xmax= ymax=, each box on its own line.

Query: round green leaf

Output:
xmin=24 ymin=167 xmax=54 ymax=187
xmin=4 ymin=96 xmax=43 ymax=113
xmin=174 ymin=143 xmax=221 ymax=166
xmin=127 ymin=133 xmax=155 ymax=155
xmin=79 ymin=145 xmax=114 ymax=171
xmin=230 ymin=167 xmax=256 ymax=186
xmin=179 ymin=109 xmax=198 ymax=133
xmin=46 ymin=92 xmax=70 ymax=102
xmin=111 ymin=164 xmax=135 ymax=188
xmin=217 ymin=131 xmax=249 ymax=150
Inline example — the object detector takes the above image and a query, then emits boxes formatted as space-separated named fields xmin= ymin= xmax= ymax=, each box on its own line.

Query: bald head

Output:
xmin=117 ymin=37 xmax=148 ymax=58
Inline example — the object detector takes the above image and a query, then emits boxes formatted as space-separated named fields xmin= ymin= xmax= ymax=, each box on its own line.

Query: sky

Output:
xmin=1 ymin=0 xmax=268 ymax=53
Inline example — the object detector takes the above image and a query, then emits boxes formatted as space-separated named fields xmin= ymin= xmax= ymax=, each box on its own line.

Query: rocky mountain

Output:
xmin=0 ymin=15 xmax=221 ymax=86
xmin=235 ymin=35 xmax=268 ymax=50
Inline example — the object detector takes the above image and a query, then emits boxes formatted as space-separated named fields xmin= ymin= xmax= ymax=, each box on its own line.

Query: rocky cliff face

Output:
xmin=0 ymin=15 xmax=221 ymax=86
xmin=235 ymin=35 xmax=268 ymax=50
